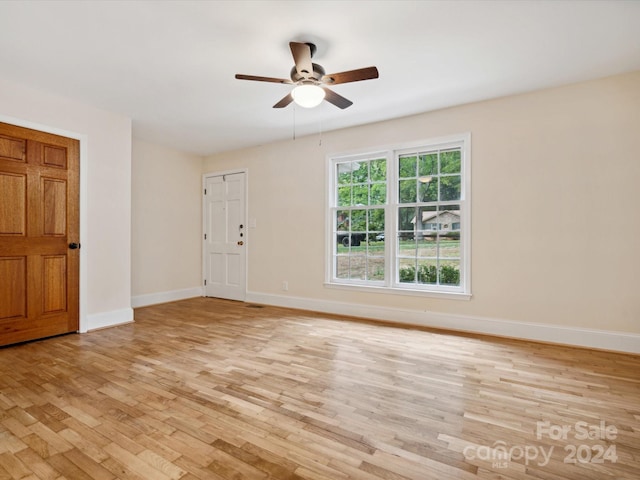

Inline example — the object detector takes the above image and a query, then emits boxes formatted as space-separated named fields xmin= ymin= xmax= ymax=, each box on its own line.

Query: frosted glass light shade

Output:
xmin=291 ymin=85 xmax=325 ymax=108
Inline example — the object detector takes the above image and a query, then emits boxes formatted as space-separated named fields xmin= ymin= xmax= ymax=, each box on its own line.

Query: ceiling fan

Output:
xmin=235 ymin=41 xmax=379 ymax=109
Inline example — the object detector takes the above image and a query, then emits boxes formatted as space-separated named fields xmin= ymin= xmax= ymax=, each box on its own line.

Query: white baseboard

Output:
xmin=131 ymin=287 xmax=204 ymax=308
xmin=85 ymin=307 xmax=134 ymax=332
xmin=246 ymin=291 xmax=640 ymax=354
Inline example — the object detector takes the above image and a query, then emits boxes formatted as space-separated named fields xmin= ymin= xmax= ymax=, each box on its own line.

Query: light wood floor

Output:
xmin=0 ymin=298 xmax=638 ymax=479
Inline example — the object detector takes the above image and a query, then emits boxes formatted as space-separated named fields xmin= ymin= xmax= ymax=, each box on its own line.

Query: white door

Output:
xmin=204 ymin=172 xmax=246 ymax=301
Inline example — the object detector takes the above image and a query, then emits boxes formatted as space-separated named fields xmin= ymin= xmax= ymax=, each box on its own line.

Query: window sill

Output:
xmin=324 ymin=281 xmax=472 ymax=301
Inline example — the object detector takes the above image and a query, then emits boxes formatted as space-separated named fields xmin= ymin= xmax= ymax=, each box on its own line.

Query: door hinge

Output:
xmin=204 ymin=188 xmax=207 ymax=195
xmin=204 ymin=233 xmax=207 ymax=240
xmin=204 ymin=279 xmax=207 ymax=286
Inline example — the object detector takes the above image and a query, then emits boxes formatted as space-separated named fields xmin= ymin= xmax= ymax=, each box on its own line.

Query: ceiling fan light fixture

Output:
xmin=291 ymin=84 xmax=325 ymax=108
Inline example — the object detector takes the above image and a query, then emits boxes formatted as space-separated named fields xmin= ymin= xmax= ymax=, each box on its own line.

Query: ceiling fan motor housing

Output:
xmin=290 ymin=63 xmax=326 ymax=84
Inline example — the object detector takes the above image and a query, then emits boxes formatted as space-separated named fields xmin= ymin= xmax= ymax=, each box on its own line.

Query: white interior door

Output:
xmin=204 ymin=172 xmax=246 ymax=301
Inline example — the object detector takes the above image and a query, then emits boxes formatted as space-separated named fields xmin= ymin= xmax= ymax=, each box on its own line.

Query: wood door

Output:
xmin=0 ymin=122 xmax=79 ymax=346
xmin=204 ymin=172 xmax=246 ymax=301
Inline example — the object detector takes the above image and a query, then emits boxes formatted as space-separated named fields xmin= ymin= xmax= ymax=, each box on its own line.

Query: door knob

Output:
xmin=69 ymin=242 xmax=81 ymax=250
xmin=237 ymin=241 xmax=244 ymax=246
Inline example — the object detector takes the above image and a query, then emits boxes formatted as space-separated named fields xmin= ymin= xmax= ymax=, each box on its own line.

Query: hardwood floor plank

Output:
xmin=27 ymin=422 xmax=74 ymax=455
xmin=20 ymin=432 xmax=52 ymax=459
xmin=172 ymin=456 xmax=226 ymax=480
xmin=0 ymin=451 xmax=31 ymax=478
xmin=14 ymin=447 xmax=60 ymax=480
xmin=103 ymin=443 xmax=173 ymax=480
xmin=100 ymin=457 xmax=147 ymax=480
xmin=136 ymin=449 xmax=186 ymax=480
xmin=63 ymin=448 xmax=115 ymax=480
xmin=157 ymin=430 xmax=218 ymax=467
xmin=1 ymin=416 xmax=31 ymax=441
xmin=58 ymin=427 xmax=110 ymax=463
xmin=48 ymin=451 xmax=97 ymax=480
xmin=0 ymin=297 xmax=638 ymax=479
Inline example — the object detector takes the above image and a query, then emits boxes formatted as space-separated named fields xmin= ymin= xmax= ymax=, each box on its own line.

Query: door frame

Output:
xmin=0 ymin=114 xmax=88 ymax=333
xmin=202 ymin=168 xmax=249 ymax=300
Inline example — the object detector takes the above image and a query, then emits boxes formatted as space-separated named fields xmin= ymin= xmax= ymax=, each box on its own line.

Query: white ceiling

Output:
xmin=1 ymin=1 xmax=639 ymax=156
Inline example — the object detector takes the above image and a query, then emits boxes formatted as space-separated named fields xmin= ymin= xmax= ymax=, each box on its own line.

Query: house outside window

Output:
xmin=327 ymin=133 xmax=471 ymax=299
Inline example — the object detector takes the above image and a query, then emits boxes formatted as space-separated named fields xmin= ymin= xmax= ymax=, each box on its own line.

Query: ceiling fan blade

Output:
xmin=322 ymin=66 xmax=379 ymax=85
xmin=323 ymin=88 xmax=353 ymax=109
xmin=289 ymin=42 xmax=313 ymax=79
xmin=235 ymin=74 xmax=293 ymax=84
xmin=273 ymin=93 xmax=294 ymax=109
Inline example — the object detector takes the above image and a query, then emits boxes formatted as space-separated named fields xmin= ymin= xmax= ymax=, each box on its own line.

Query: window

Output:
xmin=327 ymin=134 xmax=470 ymax=298
xmin=333 ymin=155 xmax=387 ymax=282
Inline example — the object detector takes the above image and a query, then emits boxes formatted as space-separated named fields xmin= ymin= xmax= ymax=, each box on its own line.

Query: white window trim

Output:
xmin=325 ymin=133 xmax=471 ymax=300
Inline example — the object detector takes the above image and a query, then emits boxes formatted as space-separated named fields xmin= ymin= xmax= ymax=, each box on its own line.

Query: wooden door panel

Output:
xmin=42 ymin=144 xmax=67 ymax=169
xmin=0 ymin=172 xmax=26 ymax=235
xmin=0 ymin=122 xmax=79 ymax=346
xmin=0 ymin=257 xmax=26 ymax=319
xmin=0 ymin=134 xmax=26 ymax=162
xmin=43 ymin=178 xmax=66 ymax=235
xmin=42 ymin=255 xmax=67 ymax=313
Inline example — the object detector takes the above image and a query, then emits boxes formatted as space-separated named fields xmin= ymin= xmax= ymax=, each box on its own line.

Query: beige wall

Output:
xmin=0 ymin=76 xmax=132 ymax=330
xmin=5 ymin=62 xmax=635 ymax=346
xmin=131 ymin=140 xmax=203 ymax=300
xmin=203 ymin=71 xmax=640 ymax=337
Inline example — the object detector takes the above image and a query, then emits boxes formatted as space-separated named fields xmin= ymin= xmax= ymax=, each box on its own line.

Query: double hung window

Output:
xmin=327 ymin=134 xmax=470 ymax=298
